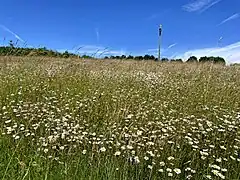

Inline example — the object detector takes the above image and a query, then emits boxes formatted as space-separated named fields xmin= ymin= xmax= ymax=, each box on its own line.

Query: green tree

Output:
xmin=187 ymin=56 xmax=198 ymax=63
xmin=127 ymin=55 xmax=134 ymax=59
xmin=121 ymin=55 xmax=126 ymax=59
xmin=150 ymin=55 xmax=155 ymax=60
xmin=134 ymin=56 xmax=144 ymax=60
xmin=199 ymin=56 xmax=209 ymax=63
xmin=161 ymin=58 xmax=169 ymax=62
xmin=175 ymin=59 xmax=183 ymax=62
xmin=213 ymin=57 xmax=226 ymax=65
xmin=115 ymin=56 xmax=121 ymax=59
xmin=171 ymin=59 xmax=183 ymax=63
xmin=144 ymin=54 xmax=151 ymax=60
xmin=199 ymin=56 xmax=225 ymax=65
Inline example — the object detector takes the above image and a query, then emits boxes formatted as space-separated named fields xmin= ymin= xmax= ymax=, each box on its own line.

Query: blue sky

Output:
xmin=0 ymin=0 xmax=240 ymax=63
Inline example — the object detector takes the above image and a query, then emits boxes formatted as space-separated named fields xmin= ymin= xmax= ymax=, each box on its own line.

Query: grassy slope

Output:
xmin=0 ymin=57 xmax=240 ymax=180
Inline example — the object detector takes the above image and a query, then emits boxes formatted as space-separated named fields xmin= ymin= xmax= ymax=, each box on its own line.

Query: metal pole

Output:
xmin=158 ymin=25 xmax=162 ymax=61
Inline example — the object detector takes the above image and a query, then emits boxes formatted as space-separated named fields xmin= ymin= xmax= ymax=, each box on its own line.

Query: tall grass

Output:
xmin=0 ymin=57 xmax=240 ymax=180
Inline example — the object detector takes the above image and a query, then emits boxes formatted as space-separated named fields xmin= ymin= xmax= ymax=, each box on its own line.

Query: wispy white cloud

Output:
xmin=218 ymin=13 xmax=240 ymax=26
xmin=146 ymin=48 xmax=166 ymax=56
xmin=218 ymin=37 xmax=223 ymax=41
xmin=0 ymin=24 xmax=25 ymax=42
xmin=175 ymin=41 xmax=240 ymax=64
xmin=145 ymin=44 xmax=176 ymax=56
xmin=95 ymin=28 xmax=100 ymax=42
xmin=147 ymin=48 xmax=158 ymax=52
xmin=58 ymin=45 xmax=126 ymax=57
xmin=199 ymin=0 xmax=222 ymax=13
xmin=182 ymin=0 xmax=222 ymax=13
xmin=168 ymin=43 xmax=177 ymax=49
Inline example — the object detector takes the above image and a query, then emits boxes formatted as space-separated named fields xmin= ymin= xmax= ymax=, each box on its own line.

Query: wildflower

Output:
xmin=146 ymin=142 xmax=155 ymax=146
xmin=206 ymin=175 xmax=212 ymax=179
xmin=168 ymin=173 xmax=173 ymax=177
xmin=223 ymin=158 xmax=228 ymax=161
xmin=221 ymin=168 xmax=227 ymax=172
xmin=59 ymin=146 xmax=65 ymax=150
xmin=166 ymin=168 xmax=172 ymax=172
xmin=127 ymin=145 xmax=133 ymax=150
xmin=212 ymin=170 xmax=219 ymax=175
xmin=209 ymin=145 xmax=215 ymax=148
xmin=160 ymin=161 xmax=165 ymax=166
xmin=185 ymin=167 xmax=191 ymax=171
xmin=212 ymin=170 xmax=225 ymax=179
xmin=114 ymin=151 xmax=121 ymax=156
xmin=216 ymin=158 xmax=222 ymax=163
xmin=200 ymin=151 xmax=209 ymax=156
xmin=158 ymin=169 xmax=164 ymax=173
xmin=82 ymin=150 xmax=87 ymax=155
xmin=144 ymin=156 xmax=149 ymax=161
xmin=167 ymin=156 xmax=175 ymax=161
xmin=134 ymin=156 xmax=140 ymax=164
xmin=137 ymin=130 xmax=143 ymax=136
xmin=99 ymin=147 xmax=106 ymax=152
xmin=174 ymin=168 xmax=181 ymax=174
xmin=147 ymin=151 xmax=155 ymax=157
xmin=44 ymin=149 xmax=49 ymax=153
xmin=14 ymin=135 xmax=20 ymax=140
xmin=5 ymin=120 xmax=11 ymax=124
xmin=127 ymin=114 xmax=134 ymax=119
xmin=148 ymin=165 xmax=153 ymax=170
xmin=162 ymin=128 xmax=167 ymax=133
xmin=191 ymin=169 xmax=196 ymax=174
xmin=201 ymin=156 xmax=207 ymax=160
xmin=218 ymin=173 xmax=225 ymax=179
xmin=192 ymin=145 xmax=199 ymax=149
xmin=220 ymin=146 xmax=226 ymax=150
xmin=121 ymin=146 xmax=126 ymax=150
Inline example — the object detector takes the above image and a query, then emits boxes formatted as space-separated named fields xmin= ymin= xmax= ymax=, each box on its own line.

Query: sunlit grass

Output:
xmin=0 ymin=56 xmax=240 ymax=180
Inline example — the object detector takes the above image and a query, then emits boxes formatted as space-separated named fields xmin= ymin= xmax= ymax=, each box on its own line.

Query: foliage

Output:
xmin=187 ymin=56 xmax=198 ymax=63
xmin=174 ymin=59 xmax=183 ymax=63
xmin=199 ymin=56 xmax=226 ymax=65
xmin=161 ymin=58 xmax=169 ymax=62
xmin=0 ymin=43 xmax=80 ymax=59
xmin=231 ymin=63 xmax=240 ymax=67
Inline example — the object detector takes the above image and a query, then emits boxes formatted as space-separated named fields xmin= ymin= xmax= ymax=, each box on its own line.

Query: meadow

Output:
xmin=0 ymin=57 xmax=239 ymax=180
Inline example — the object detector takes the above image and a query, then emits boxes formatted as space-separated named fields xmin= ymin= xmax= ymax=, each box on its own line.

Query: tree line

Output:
xmin=0 ymin=42 xmax=226 ymax=65
xmin=0 ymin=44 xmax=78 ymax=59
xmin=106 ymin=55 xmax=226 ymax=64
